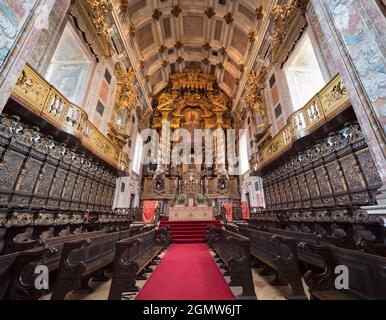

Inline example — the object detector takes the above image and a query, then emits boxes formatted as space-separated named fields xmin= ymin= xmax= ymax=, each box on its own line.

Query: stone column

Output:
xmin=310 ymin=0 xmax=386 ymax=209
xmin=0 ymin=0 xmax=71 ymax=113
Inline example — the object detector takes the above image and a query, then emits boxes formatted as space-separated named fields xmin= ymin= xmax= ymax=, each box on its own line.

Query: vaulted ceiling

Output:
xmin=114 ymin=0 xmax=276 ymax=109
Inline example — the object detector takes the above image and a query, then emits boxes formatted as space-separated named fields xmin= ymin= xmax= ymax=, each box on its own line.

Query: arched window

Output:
xmin=239 ymin=130 xmax=249 ymax=175
xmin=45 ymin=22 xmax=94 ymax=105
xmin=284 ymin=32 xmax=326 ymax=111
xmin=132 ymin=134 xmax=144 ymax=175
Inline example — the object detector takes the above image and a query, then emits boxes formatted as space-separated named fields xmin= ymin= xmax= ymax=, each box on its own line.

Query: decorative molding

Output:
xmin=128 ymin=23 xmax=136 ymax=38
xmin=152 ymin=8 xmax=162 ymax=21
xmin=270 ymin=0 xmax=310 ymax=65
xmin=205 ymin=7 xmax=216 ymax=19
xmin=256 ymin=6 xmax=265 ymax=20
xmin=244 ymin=67 xmax=267 ymax=117
xmin=224 ymin=13 xmax=234 ymax=24
xmin=175 ymin=41 xmax=183 ymax=50
xmin=171 ymin=5 xmax=182 ymax=17
xmin=11 ymin=64 xmax=130 ymax=172
xmin=85 ymin=0 xmax=114 ymax=56
xmin=253 ymin=74 xmax=351 ymax=170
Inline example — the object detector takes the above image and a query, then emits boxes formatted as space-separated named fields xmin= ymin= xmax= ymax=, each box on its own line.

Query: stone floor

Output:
xmin=41 ymin=247 xmax=308 ymax=301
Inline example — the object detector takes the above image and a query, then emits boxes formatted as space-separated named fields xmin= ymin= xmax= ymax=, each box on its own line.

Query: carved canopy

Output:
xmin=152 ymin=69 xmax=232 ymax=130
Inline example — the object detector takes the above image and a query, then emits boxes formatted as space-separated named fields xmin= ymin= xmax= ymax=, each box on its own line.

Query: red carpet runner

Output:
xmin=135 ymin=244 xmax=235 ymax=300
xmin=160 ymin=220 xmax=222 ymax=243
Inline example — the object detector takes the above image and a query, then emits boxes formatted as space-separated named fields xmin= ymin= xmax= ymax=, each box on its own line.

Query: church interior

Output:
xmin=0 ymin=0 xmax=385 ymax=302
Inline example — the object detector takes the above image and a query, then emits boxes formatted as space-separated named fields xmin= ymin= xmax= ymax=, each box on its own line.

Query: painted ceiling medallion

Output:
xmin=128 ymin=23 xmax=136 ymax=38
xmin=224 ymin=13 xmax=233 ymax=24
xmin=159 ymin=45 xmax=167 ymax=53
xmin=175 ymin=41 xmax=184 ymax=50
xmin=203 ymin=42 xmax=211 ymax=51
xmin=205 ymin=7 xmax=216 ymax=19
xmin=249 ymin=32 xmax=256 ymax=43
xmin=256 ymin=6 xmax=265 ymax=20
xmin=119 ymin=0 xmax=128 ymax=12
xmin=219 ymin=47 xmax=227 ymax=56
xmin=152 ymin=8 xmax=162 ymax=21
xmin=171 ymin=5 xmax=182 ymax=17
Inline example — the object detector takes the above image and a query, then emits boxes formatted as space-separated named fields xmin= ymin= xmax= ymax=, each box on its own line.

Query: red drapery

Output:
xmin=224 ymin=202 xmax=233 ymax=222
xmin=142 ymin=201 xmax=157 ymax=223
xmin=241 ymin=202 xmax=250 ymax=220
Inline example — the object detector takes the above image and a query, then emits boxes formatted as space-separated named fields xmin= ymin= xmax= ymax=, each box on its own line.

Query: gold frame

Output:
xmin=11 ymin=64 xmax=130 ymax=173
xmin=254 ymin=74 xmax=350 ymax=170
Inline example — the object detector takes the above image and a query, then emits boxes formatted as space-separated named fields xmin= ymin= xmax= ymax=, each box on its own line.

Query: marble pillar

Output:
xmin=310 ymin=0 xmax=386 ymax=207
xmin=0 ymin=0 xmax=71 ymax=113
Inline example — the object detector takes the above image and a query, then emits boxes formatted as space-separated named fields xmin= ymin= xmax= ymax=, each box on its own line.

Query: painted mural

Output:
xmin=0 ymin=0 xmax=36 ymax=68
xmin=327 ymin=0 xmax=386 ymax=135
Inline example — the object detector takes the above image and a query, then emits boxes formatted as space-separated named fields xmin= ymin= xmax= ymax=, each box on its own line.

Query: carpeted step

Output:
xmin=172 ymin=234 xmax=206 ymax=238
xmin=161 ymin=220 xmax=222 ymax=244
xmin=171 ymin=230 xmax=208 ymax=234
xmin=160 ymin=220 xmax=220 ymax=223
xmin=166 ymin=227 xmax=216 ymax=231
xmin=161 ymin=224 xmax=220 ymax=228
xmin=172 ymin=239 xmax=206 ymax=244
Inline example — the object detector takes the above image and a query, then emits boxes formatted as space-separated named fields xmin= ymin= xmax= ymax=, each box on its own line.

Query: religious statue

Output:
xmin=153 ymin=167 xmax=166 ymax=193
xmin=217 ymin=168 xmax=230 ymax=193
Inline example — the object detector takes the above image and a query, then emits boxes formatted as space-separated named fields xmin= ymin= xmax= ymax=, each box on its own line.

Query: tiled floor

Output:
xmin=41 ymin=247 xmax=308 ymax=301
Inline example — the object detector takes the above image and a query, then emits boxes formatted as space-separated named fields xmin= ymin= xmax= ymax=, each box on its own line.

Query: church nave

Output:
xmin=0 ymin=0 xmax=385 ymax=310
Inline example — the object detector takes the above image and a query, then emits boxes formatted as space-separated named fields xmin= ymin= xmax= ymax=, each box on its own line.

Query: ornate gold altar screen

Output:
xmin=141 ymin=69 xmax=240 ymax=205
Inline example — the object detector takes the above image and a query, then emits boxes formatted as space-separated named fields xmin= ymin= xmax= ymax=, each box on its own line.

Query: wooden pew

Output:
xmin=247 ymin=210 xmax=386 ymax=254
xmin=40 ymin=224 xmax=148 ymax=276
xmin=41 ymin=230 xmax=109 ymax=274
xmin=299 ymin=241 xmax=386 ymax=300
xmin=108 ymin=227 xmax=172 ymax=300
xmin=238 ymin=227 xmax=307 ymax=300
xmin=0 ymin=212 xmax=133 ymax=257
xmin=50 ymin=225 xmax=157 ymax=300
xmin=0 ymin=247 xmax=57 ymax=300
xmin=205 ymin=226 xmax=256 ymax=300
xmin=0 ymin=223 xmax=43 ymax=255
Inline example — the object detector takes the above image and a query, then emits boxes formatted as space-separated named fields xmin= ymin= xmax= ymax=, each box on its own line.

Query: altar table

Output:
xmin=169 ymin=206 xmax=214 ymax=221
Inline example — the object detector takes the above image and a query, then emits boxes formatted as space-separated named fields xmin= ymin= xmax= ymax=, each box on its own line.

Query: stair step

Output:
xmin=162 ymin=225 xmax=220 ymax=227
xmin=172 ymin=234 xmax=206 ymax=238
xmin=171 ymin=230 xmax=207 ymax=234
xmin=161 ymin=220 xmax=222 ymax=244
xmin=172 ymin=239 xmax=206 ymax=244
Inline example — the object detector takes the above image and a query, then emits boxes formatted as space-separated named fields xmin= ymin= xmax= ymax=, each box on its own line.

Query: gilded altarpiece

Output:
xmin=141 ymin=70 xmax=240 ymax=204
